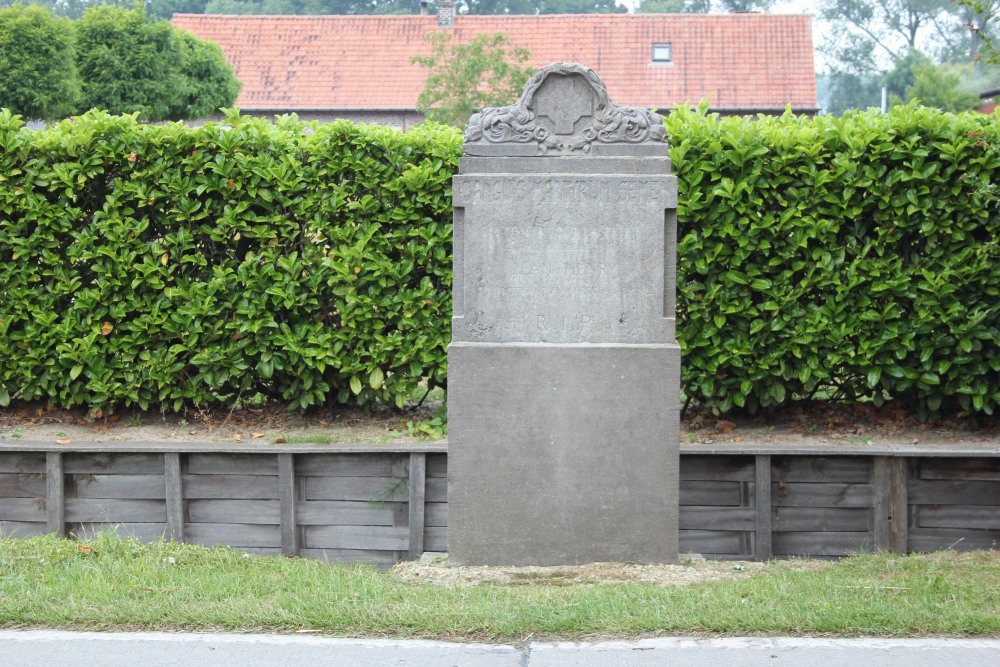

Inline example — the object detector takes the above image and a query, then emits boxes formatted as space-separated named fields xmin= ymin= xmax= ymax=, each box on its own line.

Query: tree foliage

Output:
xmin=820 ymin=0 xmax=1000 ymax=113
xmin=412 ymin=31 xmax=532 ymax=127
xmin=0 ymin=4 xmax=240 ymax=121
xmin=0 ymin=4 xmax=79 ymax=120
xmin=74 ymin=4 xmax=182 ymax=119
xmin=171 ymin=27 xmax=243 ymax=119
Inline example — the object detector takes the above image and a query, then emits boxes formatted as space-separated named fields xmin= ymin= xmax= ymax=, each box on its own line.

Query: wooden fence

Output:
xmin=1 ymin=441 xmax=998 ymax=564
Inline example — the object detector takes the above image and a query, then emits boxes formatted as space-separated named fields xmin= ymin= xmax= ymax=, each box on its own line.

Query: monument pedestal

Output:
xmin=448 ymin=63 xmax=680 ymax=566
xmin=449 ymin=343 xmax=679 ymax=566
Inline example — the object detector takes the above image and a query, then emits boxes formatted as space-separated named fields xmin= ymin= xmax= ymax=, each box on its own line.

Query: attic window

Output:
xmin=652 ymin=43 xmax=672 ymax=63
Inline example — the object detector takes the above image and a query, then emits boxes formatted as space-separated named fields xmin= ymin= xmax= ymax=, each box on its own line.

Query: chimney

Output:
xmin=437 ymin=0 xmax=455 ymax=29
xmin=420 ymin=1 xmax=429 ymax=15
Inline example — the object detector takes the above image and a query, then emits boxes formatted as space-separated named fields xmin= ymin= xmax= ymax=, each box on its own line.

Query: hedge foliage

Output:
xmin=1 ymin=104 xmax=998 ymax=418
xmin=0 ymin=109 xmax=458 ymax=412
xmin=666 ymin=104 xmax=1000 ymax=418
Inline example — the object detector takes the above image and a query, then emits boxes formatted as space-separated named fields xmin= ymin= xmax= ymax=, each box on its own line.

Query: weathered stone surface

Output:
xmin=464 ymin=62 xmax=667 ymax=157
xmin=448 ymin=63 xmax=680 ymax=565
xmin=448 ymin=343 xmax=680 ymax=566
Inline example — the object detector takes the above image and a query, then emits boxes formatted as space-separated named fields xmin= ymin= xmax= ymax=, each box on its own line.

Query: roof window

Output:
xmin=652 ymin=43 xmax=672 ymax=64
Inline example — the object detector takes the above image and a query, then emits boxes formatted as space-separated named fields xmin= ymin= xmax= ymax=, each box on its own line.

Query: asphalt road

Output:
xmin=1 ymin=631 xmax=999 ymax=666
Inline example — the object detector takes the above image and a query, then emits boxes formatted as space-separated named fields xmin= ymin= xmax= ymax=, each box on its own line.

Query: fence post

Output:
xmin=754 ymin=454 xmax=772 ymax=561
xmin=45 ymin=451 xmax=65 ymax=536
xmin=408 ymin=452 xmax=427 ymax=559
xmin=164 ymin=452 xmax=184 ymax=542
xmin=279 ymin=453 xmax=298 ymax=556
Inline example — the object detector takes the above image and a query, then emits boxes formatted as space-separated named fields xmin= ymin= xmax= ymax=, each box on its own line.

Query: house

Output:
xmin=172 ymin=6 xmax=817 ymax=129
xmin=978 ymin=88 xmax=999 ymax=114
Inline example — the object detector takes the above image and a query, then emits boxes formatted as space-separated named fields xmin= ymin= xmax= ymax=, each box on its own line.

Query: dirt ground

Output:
xmin=0 ymin=398 xmax=995 ymax=448
xmin=391 ymin=552 xmax=831 ymax=587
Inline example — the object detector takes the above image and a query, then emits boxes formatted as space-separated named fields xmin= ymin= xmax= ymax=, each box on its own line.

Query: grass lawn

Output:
xmin=1 ymin=532 xmax=998 ymax=640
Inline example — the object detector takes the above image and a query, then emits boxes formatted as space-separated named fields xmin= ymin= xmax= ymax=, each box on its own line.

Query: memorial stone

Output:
xmin=448 ymin=63 xmax=680 ymax=566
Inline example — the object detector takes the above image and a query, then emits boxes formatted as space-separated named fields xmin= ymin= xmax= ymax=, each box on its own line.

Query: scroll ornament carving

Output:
xmin=464 ymin=63 xmax=668 ymax=154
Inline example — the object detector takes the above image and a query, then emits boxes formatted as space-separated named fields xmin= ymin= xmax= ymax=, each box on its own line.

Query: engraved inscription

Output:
xmin=456 ymin=175 xmax=668 ymax=344
xmin=454 ymin=176 xmax=674 ymax=207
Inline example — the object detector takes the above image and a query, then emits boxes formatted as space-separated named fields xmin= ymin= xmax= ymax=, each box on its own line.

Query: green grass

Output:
xmin=1 ymin=532 xmax=998 ymax=640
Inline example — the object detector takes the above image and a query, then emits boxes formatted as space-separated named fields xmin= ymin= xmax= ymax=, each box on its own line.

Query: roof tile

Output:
xmin=172 ymin=14 xmax=817 ymax=112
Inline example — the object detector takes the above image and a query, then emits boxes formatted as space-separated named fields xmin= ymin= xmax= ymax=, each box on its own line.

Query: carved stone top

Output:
xmin=464 ymin=63 xmax=668 ymax=157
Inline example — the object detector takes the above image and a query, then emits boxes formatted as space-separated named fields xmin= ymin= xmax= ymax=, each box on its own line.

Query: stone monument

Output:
xmin=448 ymin=63 xmax=680 ymax=566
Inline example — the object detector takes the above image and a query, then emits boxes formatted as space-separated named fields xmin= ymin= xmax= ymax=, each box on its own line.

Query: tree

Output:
xmin=147 ymin=0 xmax=211 ymax=19
xmin=0 ymin=0 xmax=132 ymax=20
xmin=412 ymin=32 xmax=532 ymax=127
xmin=958 ymin=0 xmax=1000 ymax=64
xmin=0 ymin=4 xmax=79 ymax=120
xmin=74 ymin=4 xmax=240 ymax=120
xmin=75 ymin=4 xmax=182 ymax=119
xmin=907 ymin=60 xmax=981 ymax=111
xmin=170 ymin=28 xmax=242 ymax=118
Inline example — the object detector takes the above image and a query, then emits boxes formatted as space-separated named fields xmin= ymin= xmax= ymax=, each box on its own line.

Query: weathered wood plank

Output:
xmin=909 ymin=480 xmax=1000 ymax=505
xmin=304 ymin=476 xmax=447 ymax=503
xmin=305 ymin=525 xmax=410 ymax=551
xmin=0 ymin=497 xmax=46 ymax=522
xmin=679 ymin=481 xmax=743 ymax=506
xmin=772 ymin=532 xmax=872 ymax=557
xmin=916 ymin=458 xmax=1000 ymax=481
xmin=680 ymin=455 xmax=755 ymax=482
xmin=890 ymin=456 xmax=908 ymax=553
xmin=279 ymin=454 xmax=298 ymax=556
xmin=186 ymin=454 xmax=278 ymax=475
xmin=408 ymin=453 xmax=426 ymax=559
xmin=0 ymin=473 xmax=46 ymax=497
xmin=772 ymin=482 xmax=873 ymax=508
xmin=184 ymin=522 xmax=281 ymax=548
xmin=46 ymin=452 xmax=64 ymax=536
xmin=68 ymin=474 xmax=166 ymax=500
xmin=296 ymin=454 xmax=406 ymax=477
xmin=772 ymin=456 xmax=871 ymax=483
xmin=772 ymin=507 xmax=870 ymax=532
xmin=0 ymin=520 xmax=48 ymax=537
xmin=0 ymin=452 xmax=45 ymax=473
xmin=678 ymin=530 xmax=747 ymax=555
xmin=755 ymin=454 xmax=772 ymax=561
xmin=424 ymin=526 xmax=448 ymax=553
xmin=426 ymin=502 xmax=448 ymax=527
xmin=182 ymin=474 xmax=278 ymax=500
xmin=295 ymin=500 xmax=396 ymax=527
xmin=874 ymin=456 xmax=893 ymax=552
xmin=907 ymin=528 xmax=1000 ymax=552
xmin=426 ymin=454 xmax=447 ymax=479
xmin=678 ymin=507 xmax=755 ymax=531
xmin=68 ymin=522 xmax=167 ymax=542
xmin=189 ymin=499 xmax=280 ymax=524
xmin=65 ymin=498 xmax=166 ymax=523
xmin=64 ymin=453 xmax=163 ymax=475
xmin=917 ymin=505 xmax=1000 ymax=530
xmin=164 ymin=453 xmax=184 ymax=542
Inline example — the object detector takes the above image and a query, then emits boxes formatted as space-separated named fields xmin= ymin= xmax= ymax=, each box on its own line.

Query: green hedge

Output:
xmin=1 ymin=104 xmax=998 ymax=418
xmin=666 ymin=104 xmax=1000 ymax=418
xmin=0 ymin=109 xmax=458 ymax=412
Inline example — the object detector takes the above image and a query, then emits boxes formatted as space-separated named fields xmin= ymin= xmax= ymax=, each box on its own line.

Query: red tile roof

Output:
xmin=171 ymin=13 xmax=817 ymax=113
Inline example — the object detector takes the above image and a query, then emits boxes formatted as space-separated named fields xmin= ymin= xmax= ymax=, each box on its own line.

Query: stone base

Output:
xmin=447 ymin=342 xmax=680 ymax=566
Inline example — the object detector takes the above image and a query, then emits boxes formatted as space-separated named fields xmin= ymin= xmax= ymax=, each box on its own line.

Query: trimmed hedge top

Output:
xmin=0 ymin=109 xmax=458 ymax=412
xmin=1 ymin=104 xmax=998 ymax=418
xmin=667 ymin=104 xmax=1000 ymax=418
